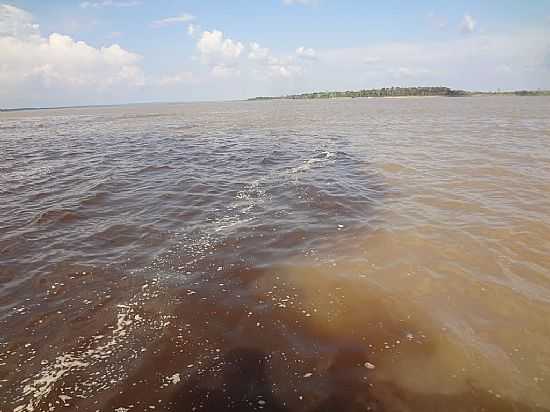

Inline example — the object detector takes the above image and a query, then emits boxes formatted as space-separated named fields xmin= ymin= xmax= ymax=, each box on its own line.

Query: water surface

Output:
xmin=1 ymin=97 xmax=550 ymax=411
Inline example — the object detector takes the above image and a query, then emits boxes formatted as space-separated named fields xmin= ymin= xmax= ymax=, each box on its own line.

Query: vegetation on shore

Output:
xmin=248 ymin=87 xmax=550 ymax=101
xmin=3 ymin=88 xmax=549 ymax=111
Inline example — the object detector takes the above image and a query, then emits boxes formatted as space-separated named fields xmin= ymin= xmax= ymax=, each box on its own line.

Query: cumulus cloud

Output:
xmin=460 ymin=14 xmax=476 ymax=34
xmin=0 ymin=4 xmax=144 ymax=107
xmin=197 ymin=30 xmax=244 ymax=63
xmin=151 ymin=14 xmax=195 ymax=28
xmin=0 ymin=4 xmax=40 ymax=38
xmin=80 ymin=1 xmax=141 ymax=8
xmin=242 ymin=42 xmax=302 ymax=80
xmin=248 ymin=42 xmax=271 ymax=62
xmin=296 ymin=46 xmax=317 ymax=60
xmin=0 ymin=33 xmax=144 ymax=87
xmin=254 ymin=57 xmax=303 ymax=80
xmin=192 ymin=28 xmax=305 ymax=85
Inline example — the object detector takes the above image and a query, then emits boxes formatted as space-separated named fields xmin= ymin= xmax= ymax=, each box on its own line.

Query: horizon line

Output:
xmin=2 ymin=86 xmax=549 ymax=112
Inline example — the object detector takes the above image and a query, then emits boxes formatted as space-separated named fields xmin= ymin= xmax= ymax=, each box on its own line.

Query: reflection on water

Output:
xmin=1 ymin=97 xmax=550 ymax=411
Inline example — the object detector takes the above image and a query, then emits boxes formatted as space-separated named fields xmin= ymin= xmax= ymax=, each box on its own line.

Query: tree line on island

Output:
xmin=2 ymin=87 xmax=549 ymax=111
xmin=248 ymin=86 xmax=550 ymax=100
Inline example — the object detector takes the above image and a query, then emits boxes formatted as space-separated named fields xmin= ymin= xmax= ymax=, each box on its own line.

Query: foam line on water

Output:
xmin=12 ymin=278 xmax=168 ymax=411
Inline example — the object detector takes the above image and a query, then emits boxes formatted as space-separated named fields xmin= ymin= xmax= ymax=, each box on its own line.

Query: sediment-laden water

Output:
xmin=1 ymin=96 xmax=550 ymax=411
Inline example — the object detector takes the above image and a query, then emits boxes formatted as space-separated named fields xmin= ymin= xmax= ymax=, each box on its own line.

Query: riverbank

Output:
xmin=249 ymin=87 xmax=550 ymax=101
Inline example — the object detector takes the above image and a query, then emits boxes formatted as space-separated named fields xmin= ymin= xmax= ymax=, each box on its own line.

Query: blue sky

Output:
xmin=1 ymin=0 xmax=549 ymax=107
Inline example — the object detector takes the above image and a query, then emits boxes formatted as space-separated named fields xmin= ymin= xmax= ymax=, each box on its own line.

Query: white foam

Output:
xmin=13 ymin=280 xmax=166 ymax=411
xmin=166 ymin=373 xmax=181 ymax=385
xmin=15 ymin=354 xmax=89 ymax=412
xmin=290 ymin=151 xmax=336 ymax=174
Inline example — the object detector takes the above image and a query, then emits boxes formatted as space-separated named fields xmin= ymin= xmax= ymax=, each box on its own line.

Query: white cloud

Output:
xmin=244 ymin=42 xmax=304 ymax=79
xmin=151 ymin=14 xmax=195 ymax=28
xmin=80 ymin=1 xmax=141 ymax=8
xmin=158 ymin=71 xmax=194 ymax=86
xmin=0 ymin=5 xmax=144 ymax=107
xmin=266 ymin=62 xmax=303 ymax=79
xmin=197 ymin=30 xmax=244 ymax=63
xmin=248 ymin=42 xmax=271 ymax=61
xmin=192 ymin=29 xmax=305 ymax=85
xmin=211 ymin=64 xmax=241 ymax=78
xmin=0 ymin=33 xmax=144 ymax=87
xmin=460 ymin=14 xmax=476 ymax=34
xmin=317 ymin=29 xmax=550 ymax=92
xmin=296 ymin=46 xmax=317 ymax=60
xmin=0 ymin=4 xmax=40 ymax=38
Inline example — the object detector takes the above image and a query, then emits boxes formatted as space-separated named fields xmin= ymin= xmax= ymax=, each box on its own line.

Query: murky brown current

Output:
xmin=1 ymin=96 xmax=550 ymax=411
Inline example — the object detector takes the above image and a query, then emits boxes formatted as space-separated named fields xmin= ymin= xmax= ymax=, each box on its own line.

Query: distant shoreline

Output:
xmin=248 ymin=87 xmax=550 ymax=101
xmin=2 ymin=88 xmax=549 ymax=112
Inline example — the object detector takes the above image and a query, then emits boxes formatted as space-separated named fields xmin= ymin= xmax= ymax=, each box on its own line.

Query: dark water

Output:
xmin=1 ymin=97 xmax=550 ymax=411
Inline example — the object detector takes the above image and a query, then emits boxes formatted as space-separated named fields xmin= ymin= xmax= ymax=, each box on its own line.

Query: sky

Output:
xmin=1 ymin=0 xmax=549 ymax=108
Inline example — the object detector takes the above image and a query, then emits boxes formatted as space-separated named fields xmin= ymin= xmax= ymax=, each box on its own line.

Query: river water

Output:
xmin=1 ymin=96 xmax=550 ymax=411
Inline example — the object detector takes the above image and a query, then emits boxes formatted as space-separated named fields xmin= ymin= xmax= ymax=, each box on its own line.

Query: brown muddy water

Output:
xmin=1 ymin=96 xmax=550 ymax=412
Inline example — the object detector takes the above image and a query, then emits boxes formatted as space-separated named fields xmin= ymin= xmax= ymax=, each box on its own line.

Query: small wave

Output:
xmin=136 ymin=164 xmax=174 ymax=174
xmin=92 ymin=224 xmax=137 ymax=247
xmin=79 ymin=191 xmax=109 ymax=207
xmin=291 ymin=151 xmax=336 ymax=174
xmin=33 ymin=209 xmax=80 ymax=224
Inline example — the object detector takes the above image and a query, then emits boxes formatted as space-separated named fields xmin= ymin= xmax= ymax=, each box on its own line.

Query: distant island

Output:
xmin=3 ymin=87 xmax=550 ymax=111
xmin=248 ymin=86 xmax=550 ymax=101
